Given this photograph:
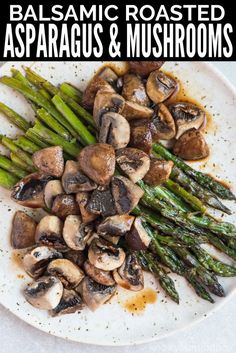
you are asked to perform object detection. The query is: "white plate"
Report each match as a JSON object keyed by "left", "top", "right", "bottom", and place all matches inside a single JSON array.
[{"left": 0, "top": 61, "right": 236, "bottom": 346}]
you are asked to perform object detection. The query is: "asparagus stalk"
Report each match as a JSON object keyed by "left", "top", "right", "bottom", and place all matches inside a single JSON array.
[
  {"left": 0, "top": 168, "right": 19, "bottom": 189},
  {"left": 26, "top": 130, "right": 50, "bottom": 148},
  {"left": 10, "top": 152, "right": 35, "bottom": 173},
  {"left": 14, "top": 136, "right": 40, "bottom": 154},
  {"left": 0, "top": 102, "right": 31, "bottom": 132},
  {"left": 11, "top": 68, "right": 31, "bottom": 87},
  {"left": 1, "top": 136, "right": 34, "bottom": 168},
  {"left": 0, "top": 155, "right": 27, "bottom": 178},
  {"left": 60, "top": 82, "right": 82, "bottom": 102}
]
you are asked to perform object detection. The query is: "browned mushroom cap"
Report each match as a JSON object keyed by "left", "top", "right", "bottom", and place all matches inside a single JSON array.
[
  {"left": 11, "top": 211, "right": 36, "bottom": 249},
  {"left": 152, "top": 103, "right": 176, "bottom": 140},
  {"left": 99, "top": 112, "right": 130, "bottom": 150},
  {"left": 111, "top": 176, "right": 144, "bottom": 214},
  {"left": 86, "top": 188, "right": 116, "bottom": 217},
  {"left": 84, "top": 260, "right": 115, "bottom": 286},
  {"left": 116, "top": 148, "right": 150, "bottom": 183},
  {"left": 173, "top": 129, "right": 209, "bottom": 160},
  {"left": 122, "top": 101, "right": 154, "bottom": 121},
  {"left": 98, "top": 66, "right": 118, "bottom": 84},
  {"left": 63, "top": 215, "right": 93, "bottom": 251},
  {"left": 129, "top": 61, "right": 165, "bottom": 77},
  {"left": 51, "top": 289, "right": 84, "bottom": 316},
  {"left": 97, "top": 215, "right": 135, "bottom": 236},
  {"left": 88, "top": 238, "right": 126, "bottom": 271},
  {"left": 32, "top": 146, "right": 64, "bottom": 177},
  {"left": 77, "top": 276, "right": 117, "bottom": 311},
  {"left": 51, "top": 194, "right": 80, "bottom": 220},
  {"left": 143, "top": 158, "right": 174, "bottom": 186},
  {"left": 125, "top": 217, "right": 151, "bottom": 250},
  {"left": 64, "top": 250, "right": 87, "bottom": 267},
  {"left": 76, "top": 192, "right": 98, "bottom": 224},
  {"left": 169, "top": 102, "right": 206, "bottom": 139},
  {"left": 62, "top": 160, "right": 97, "bottom": 194},
  {"left": 129, "top": 119, "right": 153, "bottom": 154},
  {"left": 35, "top": 215, "right": 67, "bottom": 251},
  {"left": 44, "top": 180, "right": 64, "bottom": 209},
  {"left": 11, "top": 173, "right": 52, "bottom": 208},
  {"left": 122, "top": 74, "right": 150, "bottom": 106},
  {"left": 113, "top": 253, "right": 144, "bottom": 291},
  {"left": 78, "top": 144, "right": 116, "bottom": 186},
  {"left": 146, "top": 70, "right": 177, "bottom": 104},
  {"left": 93, "top": 91, "right": 125, "bottom": 127},
  {"left": 47, "top": 258, "right": 85, "bottom": 289}
]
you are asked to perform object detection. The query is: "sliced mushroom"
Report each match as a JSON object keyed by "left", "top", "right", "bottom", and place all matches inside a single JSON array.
[
  {"left": 77, "top": 276, "right": 117, "bottom": 311},
  {"left": 24, "top": 276, "right": 63, "bottom": 310},
  {"left": 143, "top": 158, "right": 174, "bottom": 186},
  {"left": 129, "top": 61, "right": 165, "bottom": 77},
  {"left": 122, "top": 74, "right": 150, "bottom": 106},
  {"left": 63, "top": 215, "right": 93, "bottom": 251},
  {"left": 32, "top": 146, "right": 64, "bottom": 177},
  {"left": 113, "top": 253, "right": 144, "bottom": 291},
  {"left": 86, "top": 188, "right": 116, "bottom": 217},
  {"left": 84, "top": 260, "right": 115, "bottom": 286},
  {"left": 169, "top": 102, "right": 206, "bottom": 139},
  {"left": 173, "top": 129, "right": 210, "bottom": 160},
  {"left": 129, "top": 119, "right": 153, "bottom": 154},
  {"left": 47, "top": 258, "right": 84, "bottom": 289},
  {"left": 76, "top": 192, "right": 98, "bottom": 224},
  {"left": 98, "top": 66, "right": 118, "bottom": 84},
  {"left": 78, "top": 144, "right": 115, "bottom": 186},
  {"left": 51, "top": 289, "right": 84, "bottom": 316},
  {"left": 146, "top": 70, "right": 177, "bottom": 104},
  {"left": 44, "top": 180, "right": 64, "bottom": 209},
  {"left": 152, "top": 104, "right": 176, "bottom": 140},
  {"left": 93, "top": 91, "right": 125, "bottom": 127},
  {"left": 52, "top": 194, "right": 80, "bottom": 220},
  {"left": 35, "top": 215, "right": 66, "bottom": 251},
  {"left": 64, "top": 250, "right": 87, "bottom": 267},
  {"left": 116, "top": 148, "right": 150, "bottom": 183},
  {"left": 99, "top": 112, "right": 130, "bottom": 150},
  {"left": 125, "top": 217, "right": 151, "bottom": 250},
  {"left": 111, "top": 176, "right": 144, "bottom": 214},
  {"left": 11, "top": 211, "right": 36, "bottom": 249},
  {"left": 23, "top": 246, "right": 63, "bottom": 278},
  {"left": 11, "top": 173, "right": 52, "bottom": 208},
  {"left": 88, "top": 238, "right": 125, "bottom": 271},
  {"left": 100, "top": 234, "right": 120, "bottom": 245},
  {"left": 62, "top": 160, "right": 97, "bottom": 194},
  {"left": 122, "top": 101, "right": 154, "bottom": 121},
  {"left": 97, "top": 215, "right": 134, "bottom": 236}
]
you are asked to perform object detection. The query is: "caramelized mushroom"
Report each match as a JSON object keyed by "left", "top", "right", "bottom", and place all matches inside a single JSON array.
[
  {"left": 32, "top": 146, "right": 64, "bottom": 177},
  {"left": 84, "top": 260, "right": 115, "bottom": 286},
  {"left": 11, "top": 211, "right": 36, "bottom": 249},
  {"left": 47, "top": 258, "right": 84, "bottom": 289},
  {"left": 169, "top": 102, "right": 206, "bottom": 139},
  {"left": 173, "top": 129, "right": 209, "bottom": 160},
  {"left": 97, "top": 215, "right": 134, "bottom": 236},
  {"left": 35, "top": 215, "right": 66, "bottom": 251},
  {"left": 152, "top": 103, "right": 176, "bottom": 140},
  {"left": 78, "top": 144, "right": 115, "bottom": 186},
  {"left": 111, "top": 176, "right": 144, "bottom": 214},
  {"left": 51, "top": 194, "right": 80, "bottom": 220},
  {"left": 143, "top": 158, "right": 174, "bottom": 186},
  {"left": 146, "top": 70, "right": 177, "bottom": 103},
  {"left": 51, "top": 289, "right": 84, "bottom": 316},
  {"left": 44, "top": 180, "right": 64, "bottom": 209},
  {"left": 99, "top": 112, "right": 130, "bottom": 150},
  {"left": 86, "top": 188, "right": 116, "bottom": 217},
  {"left": 100, "top": 234, "right": 120, "bottom": 245},
  {"left": 63, "top": 215, "right": 93, "bottom": 251},
  {"left": 129, "top": 119, "right": 153, "bottom": 154},
  {"left": 64, "top": 250, "right": 87, "bottom": 267},
  {"left": 116, "top": 148, "right": 150, "bottom": 183},
  {"left": 98, "top": 66, "right": 118, "bottom": 84},
  {"left": 122, "top": 74, "right": 150, "bottom": 106},
  {"left": 122, "top": 101, "right": 154, "bottom": 121},
  {"left": 76, "top": 192, "right": 98, "bottom": 224},
  {"left": 125, "top": 217, "right": 151, "bottom": 250},
  {"left": 129, "top": 61, "right": 165, "bottom": 77}
]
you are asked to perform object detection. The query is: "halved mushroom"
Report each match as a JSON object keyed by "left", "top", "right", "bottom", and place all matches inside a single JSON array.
[
  {"left": 44, "top": 180, "right": 64, "bottom": 209},
  {"left": 173, "top": 129, "right": 210, "bottom": 160},
  {"left": 122, "top": 74, "right": 150, "bottom": 106},
  {"left": 62, "top": 160, "right": 97, "bottom": 194},
  {"left": 11, "top": 173, "right": 52, "bottom": 208},
  {"left": 143, "top": 158, "right": 174, "bottom": 186},
  {"left": 11, "top": 211, "right": 36, "bottom": 249},
  {"left": 129, "top": 119, "right": 153, "bottom": 154},
  {"left": 169, "top": 102, "right": 206, "bottom": 139},
  {"left": 116, "top": 148, "right": 150, "bottom": 183},
  {"left": 51, "top": 194, "right": 80, "bottom": 220},
  {"left": 32, "top": 146, "right": 64, "bottom": 177},
  {"left": 64, "top": 250, "right": 87, "bottom": 267},
  {"left": 84, "top": 260, "right": 115, "bottom": 286},
  {"left": 63, "top": 215, "right": 93, "bottom": 251},
  {"left": 76, "top": 192, "right": 98, "bottom": 224},
  {"left": 86, "top": 188, "right": 116, "bottom": 217},
  {"left": 35, "top": 215, "right": 66, "bottom": 251},
  {"left": 47, "top": 258, "right": 84, "bottom": 289},
  {"left": 122, "top": 101, "right": 154, "bottom": 121},
  {"left": 125, "top": 217, "right": 151, "bottom": 250},
  {"left": 88, "top": 238, "right": 125, "bottom": 271},
  {"left": 100, "top": 234, "right": 120, "bottom": 245},
  {"left": 93, "top": 91, "right": 125, "bottom": 127},
  {"left": 113, "top": 253, "right": 144, "bottom": 291},
  {"left": 78, "top": 144, "right": 116, "bottom": 186},
  {"left": 23, "top": 246, "right": 63, "bottom": 278},
  {"left": 98, "top": 66, "right": 118, "bottom": 84},
  {"left": 24, "top": 276, "right": 63, "bottom": 310},
  {"left": 99, "top": 112, "right": 130, "bottom": 150},
  {"left": 152, "top": 103, "right": 176, "bottom": 140},
  {"left": 129, "top": 61, "right": 165, "bottom": 77},
  {"left": 51, "top": 289, "right": 84, "bottom": 316},
  {"left": 97, "top": 215, "right": 134, "bottom": 236},
  {"left": 77, "top": 276, "right": 117, "bottom": 311},
  {"left": 111, "top": 176, "right": 144, "bottom": 214},
  {"left": 146, "top": 70, "right": 177, "bottom": 104}
]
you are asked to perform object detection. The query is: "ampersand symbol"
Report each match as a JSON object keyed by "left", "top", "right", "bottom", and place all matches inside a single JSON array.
[{"left": 109, "top": 24, "right": 121, "bottom": 57}]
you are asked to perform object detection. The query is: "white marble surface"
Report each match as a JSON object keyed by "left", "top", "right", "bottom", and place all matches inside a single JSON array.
[{"left": 0, "top": 61, "right": 236, "bottom": 353}]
